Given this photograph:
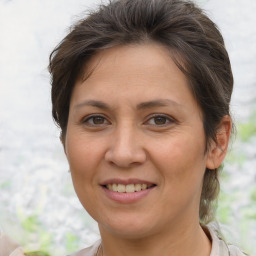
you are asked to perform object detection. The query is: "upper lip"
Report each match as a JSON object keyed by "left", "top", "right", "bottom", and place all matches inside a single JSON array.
[{"left": 100, "top": 178, "right": 156, "bottom": 186}]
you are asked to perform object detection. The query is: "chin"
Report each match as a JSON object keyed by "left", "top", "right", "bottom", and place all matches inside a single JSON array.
[{"left": 98, "top": 215, "right": 159, "bottom": 239}]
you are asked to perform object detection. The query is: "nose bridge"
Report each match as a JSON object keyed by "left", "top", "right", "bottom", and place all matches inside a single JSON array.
[
  {"left": 115, "top": 123, "right": 135, "bottom": 153},
  {"left": 105, "top": 121, "right": 146, "bottom": 167}
]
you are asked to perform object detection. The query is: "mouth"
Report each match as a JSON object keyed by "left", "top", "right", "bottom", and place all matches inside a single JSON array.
[
  {"left": 103, "top": 183, "right": 156, "bottom": 193},
  {"left": 101, "top": 180, "right": 157, "bottom": 203}
]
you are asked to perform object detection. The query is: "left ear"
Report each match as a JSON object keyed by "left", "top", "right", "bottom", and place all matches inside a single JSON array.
[{"left": 206, "top": 115, "right": 232, "bottom": 170}]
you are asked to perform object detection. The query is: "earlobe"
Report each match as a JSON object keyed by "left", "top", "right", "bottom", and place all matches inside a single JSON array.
[{"left": 206, "top": 115, "right": 232, "bottom": 170}]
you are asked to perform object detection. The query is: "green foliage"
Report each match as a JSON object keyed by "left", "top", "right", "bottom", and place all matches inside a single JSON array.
[
  {"left": 242, "top": 208, "right": 256, "bottom": 220},
  {"left": 21, "top": 215, "right": 40, "bottom": 232},
  {"left": 238, "top": 123, "right": 256, "bottom": 141},
  {"left": 225, "top": 151, "right": 247, "bottom": 166},
  {"left": 217, "top": 205, "right": 232, "bottom": 224},
  {"left": 16, "top": 208, "right": 53, "bottom": 254},
  {"left": 65, "top": 232, "right": 80, "bottom": 253},
  {"left": 217, "top": 192, "right": 235, "bottom": 224},
  {"left": 39, "top": 232, "right": 53, "bottom": 252},
  {"left": 238, "top": 111, "right": 256, "bottom": 142},
  {"left": 250, "top": 187, "right": 256, "bottom": 202},
  {"left": 25, "top": 251, "right": 50, "bottom": 256},
  {"left": 0, "top": 180, "right": 11, "bottom": 189}
]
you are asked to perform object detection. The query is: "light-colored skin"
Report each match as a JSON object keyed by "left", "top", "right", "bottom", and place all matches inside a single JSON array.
[{"left": 64, "top": 43, "right": 231, "bottom": 256}]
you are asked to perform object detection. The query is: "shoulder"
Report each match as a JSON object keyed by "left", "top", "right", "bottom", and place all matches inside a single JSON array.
[
  {"left": 228, "top": 244, "right": 250, "bottom": 256},
  {"left": 0, "top": 232, "right": 25, "bottom": 256},
  {"left": 68, "top": 240, "right": 101, "bottom": 256},
  {"left": 205, "top": 224, "right": 249, "bottom": 256}
]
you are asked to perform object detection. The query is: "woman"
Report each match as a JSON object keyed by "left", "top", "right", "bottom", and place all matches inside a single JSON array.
[{"left": 49, "top": 0, "right": 247, "bottom": 255}]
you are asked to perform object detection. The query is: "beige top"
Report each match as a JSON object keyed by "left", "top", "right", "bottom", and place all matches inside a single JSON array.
[
  {"left": 0, "top": 226, "right": 248, "bottom": 256},
  {"left": 68, "top": 226, "right": 248, "bottom": 256},
  {"left": 0, "top": 233, "right": 25, "bottom": 256}
]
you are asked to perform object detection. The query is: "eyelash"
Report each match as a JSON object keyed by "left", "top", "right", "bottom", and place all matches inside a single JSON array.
[
  {"left": 144, "top": 114, "right": 175, "bottom": 126},
  {"left": 81, "top": 114, "right": 175, "bottom": 128},
  {"left": 82, "top": 115, "right": 110, "bottom": 126}
]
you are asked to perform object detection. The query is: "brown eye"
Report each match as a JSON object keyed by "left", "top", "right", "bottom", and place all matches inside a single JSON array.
[
  {"left": 154, "top": 116, "right": 167, "bottom": 125},
  {"left": 83, "top": 115, "right": 109, "bottom": 126},
  {"left": 92, "top": 116, "right": 105, "bottom": 124},
  {"left": 146, "top": 114, "right": 174, "bottom": 126}
]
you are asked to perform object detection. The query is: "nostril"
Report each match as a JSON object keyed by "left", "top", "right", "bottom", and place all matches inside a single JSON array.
[{"left": 104, "top": 135, "right": 147, "bottom": 168}]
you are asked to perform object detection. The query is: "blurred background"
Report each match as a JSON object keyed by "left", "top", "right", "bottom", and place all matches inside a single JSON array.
[{"left": 0, "top": 0, "right": 255, "bottom": 255}]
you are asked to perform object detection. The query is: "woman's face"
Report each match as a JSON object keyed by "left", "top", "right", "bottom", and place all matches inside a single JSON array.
[{"left": 65, "top": 43, "right": 214, "bottom": 238}]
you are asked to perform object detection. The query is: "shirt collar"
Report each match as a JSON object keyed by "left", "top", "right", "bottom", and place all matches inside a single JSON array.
[{"left": 205, "top": 224, "right": 230, "bottom": 256}]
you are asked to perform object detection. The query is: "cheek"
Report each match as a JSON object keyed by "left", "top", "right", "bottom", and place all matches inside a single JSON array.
[
  {"left": 65, "top": 134, "right": 104, "bottom": 209},
  {"left": 150, "top": 133, "right": 207, "bottom": 186},
  {"left": 66, "top": 133, "right": 102, "bottom": 167},
  {"left": 65, "top": 134, "right": 104, "bottom": 190}
]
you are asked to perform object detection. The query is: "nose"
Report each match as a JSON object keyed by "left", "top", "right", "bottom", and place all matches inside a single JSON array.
[{"left": 104, "top": 126, "right": 147, "bottom": 168}]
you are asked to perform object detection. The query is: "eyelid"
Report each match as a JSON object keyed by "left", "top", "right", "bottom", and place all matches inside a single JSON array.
[
  {"left": 144, "top": 113, "right": 176, "bottom": 126},
  {"left": 82, "top": 114, "right": 111, "bottom": 126}
]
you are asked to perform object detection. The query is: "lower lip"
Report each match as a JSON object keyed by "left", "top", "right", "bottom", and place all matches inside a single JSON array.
[{"left": 101, "top": 186, "right": 155, "bottom": 204}]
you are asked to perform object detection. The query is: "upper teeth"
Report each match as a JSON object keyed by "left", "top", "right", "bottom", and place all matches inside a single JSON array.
[{"left": 106, "top": 184, "right": 148, "bottom": 193}]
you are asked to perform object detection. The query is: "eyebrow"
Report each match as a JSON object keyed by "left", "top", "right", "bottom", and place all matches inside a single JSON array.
[
  {"left": 137, "top": 99, "right": 182, "bottom": 110},
  {"left": 74, "top": 99, "right": 182, "bottom": 110},
  {"left": 74, "top": 100, "right": 110, "bottom": 110}
]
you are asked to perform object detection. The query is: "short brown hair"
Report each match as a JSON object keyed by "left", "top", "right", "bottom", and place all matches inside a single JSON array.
[{"left": 49, "top": 0, "right": 233, "bottom": 223}]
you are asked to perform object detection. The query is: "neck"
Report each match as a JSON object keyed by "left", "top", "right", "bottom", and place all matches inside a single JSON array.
[{"left": 99, "top": 222, "right": 211, "bottom": 256}]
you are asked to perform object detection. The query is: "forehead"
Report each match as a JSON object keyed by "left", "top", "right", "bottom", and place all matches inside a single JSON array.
[
  {"left": 78, "top": 43, "right": 188, "bottom": 87},
  {"left": 71, "top": 43, "right": 198, "bottom": 111}
]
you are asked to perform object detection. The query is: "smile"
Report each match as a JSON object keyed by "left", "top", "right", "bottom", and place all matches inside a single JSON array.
[{"left": 105, "top": 183, "right": 155, "bottom": 193}]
